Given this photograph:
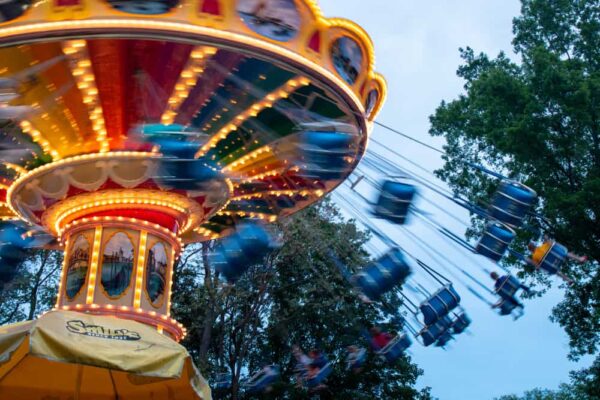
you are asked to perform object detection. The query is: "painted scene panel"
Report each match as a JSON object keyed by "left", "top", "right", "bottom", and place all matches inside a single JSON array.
[
  {"left": 146, "top": 242, "right": 168, "bottom": 304},
  {"left": 101, "top": 232, "right": 135, "bottom": 298},
  {"left": 65, "top": 235, "right": 90, "bottom": 299}
]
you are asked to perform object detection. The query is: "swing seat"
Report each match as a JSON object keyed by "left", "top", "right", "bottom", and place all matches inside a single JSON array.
[
  {"left": 295, "top": 131, "right": 356, "bottom": 180},
  {"left": 452, "top": 312, "right": 471, "bottom": 335},
  {"left": 214, "top": 373, "right": 232, "bottom": 391},
  {"left": 420, "top": 285, "right": 461, "bottom": 326},
  {"left": 373, "top": 181, "right": 417, "bottom": 225},
  {"left": 476, "top": 222, "right": 515, "bottom": 262},
  {"left": 538, "top": 242, "right": 568, "bottom": 275},
  {"left": 141, "top": 123, "right": 202, "bottom": 159},
  {"left": 211, "top": 223, "right": 274, "bottom": 282},
  {"left": 346, "top": 347, "right": 367, "bottom": 370},
  {"left": 420, "top": 316, "right": 453, "bottom": 347},
  {"left": 244, "top": 366, "right": 280, "bottom": 394},
  {"left": 489, "top": 180, "right": 537, "bottom": 228},
  {"left": 497, "top": 298, "right": 521, "bottom": 317},
  {"left": 307, "top": 362, "right": 332, "bottom": 388},
  {"left": 353, "top": 248, "right": 412, "bottom": 300},
  {"left": 158, "top": 159, "right": 222, "bottom": 191},
  {"left": 377, "top": 332, "right": 412, "bottom": 362},
  {"left": 435, "top": 331, "right": 454, "bottom": 347},
  {"left": 496, "top": 275, "right": 522, "bottom": 301}
]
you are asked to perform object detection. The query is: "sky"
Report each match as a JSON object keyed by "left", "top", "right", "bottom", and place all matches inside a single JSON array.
[{"left": 317, "top": 1, "right": 593, "bottom": 399}]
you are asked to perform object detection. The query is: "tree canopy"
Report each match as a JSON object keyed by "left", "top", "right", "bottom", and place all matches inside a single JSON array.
[
  {"left": 429, "top": 0, "right": 599, "bottom": 392},
  {"left": 172, "top": 200, "right": 431, "bottom": 399}
]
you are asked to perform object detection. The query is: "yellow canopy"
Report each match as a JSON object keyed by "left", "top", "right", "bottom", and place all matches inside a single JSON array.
[{"left": 0, "top": 310, "right": 211, "bottom": 400}]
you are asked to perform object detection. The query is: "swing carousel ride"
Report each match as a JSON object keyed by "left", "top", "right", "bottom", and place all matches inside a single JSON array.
[
  {"left": 0, "top": 0, "right": 587, "bottom": 398},
  {"left": 0, "top": 0, "right": 385, "bottom": 398}
]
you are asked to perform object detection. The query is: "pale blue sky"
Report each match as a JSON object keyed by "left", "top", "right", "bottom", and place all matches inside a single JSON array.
[{"left": 319, "top": 1, "right": 593, "bottom": 399}]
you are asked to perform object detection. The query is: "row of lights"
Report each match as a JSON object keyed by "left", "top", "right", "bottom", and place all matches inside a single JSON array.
[
  {"left": 193, "top": 226, "right": 220, "bottom": 239},
  {"left": 6, "top": 151, "right": 157, "bottom": 221},
  {"left": 62, "top": 40, "right": 110, "bottom": 153},
  {"left": 230, "top": 189, "right": 323, "bottom": 202},
  {"left": 53, "top": 195, "right": 188, "bottom": 235},
  {"left": 62, "top": 216, "right": 183, "bottom": 250},
  {"left": 19, "top": 120, "right": 60, "bottom": 160},
  {"left": 133, "top": 231, "right": 148, "bottom": 309},
  {"left": 222, "top": 146, "right": 273, "bottom": 172},
  {"left": 161, "top": 46, "right": 218, "bottom": 125},
  {"left": 195, "top": 77, "right": 311, "bottom": 158},
  {"left": 216, "top": 210, "right": 277, "bottom": 223}
]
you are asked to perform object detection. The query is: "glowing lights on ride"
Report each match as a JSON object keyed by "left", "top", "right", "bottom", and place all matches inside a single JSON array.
[
  {"left": 19, "top": 120, "right": 60, "bottom": 160},
  {"left": 161, "top": 46, "right": 218, "bottom": 125},
  {"left": 62, "top": 40, "right": 110, "bottom": 153},
  {"left": 195, "top": 77, "right": 311, "bottom": 158}
]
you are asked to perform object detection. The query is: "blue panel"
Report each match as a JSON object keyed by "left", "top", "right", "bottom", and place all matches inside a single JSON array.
[
  {"left": 158, "top": 159, "right": 221, "bottom": 191},
  {"left": 373, "top": 181, "right": 417, "bottom": 225},
  {"left": 452, "top": 312, "right": 471, "bottom": 334},
  {"left": 296, "top": 131, "right": 355, "bottom": 180},
  {"left": 539, "top": 242, "right": 568, "bottom": 275},
  {"left": 420, "top": 285, "right": 461, "bottom": 325},
  {"left": 307, "top": 362, "right": 332, "bottom": 388},
  {"left": 211, "top": 223, "right": 274, "bottom": 282},
  {"left": 354, "top": 248, "right": 411, "bottom": 300},
  {"left": 489, "top": 180, "right": 537, "bottom": 228},
  {"left": 476, "top": 222, "right": 516, "bottom": 262},
  {"left": 379, "top": 333, "right": 412, "bottom": 363}
]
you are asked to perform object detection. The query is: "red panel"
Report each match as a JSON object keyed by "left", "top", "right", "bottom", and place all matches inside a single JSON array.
[
  {"left": 84, "top": 209, "right": 181, "bottom": 233},
  {"left": 200, "top": 0, "right": 221, "bottom": 15},
  {"left": 88, "top": 40, "right": 128, "bottom": 150},
  {"left": 54, "top": 0, "right": 82, "bottom": 5},
  {"left": 308, "top": 31, "right": 321, "bottom": 53},
  {"left": 175, "top": 50, "right": 244, "bottom": 125}
]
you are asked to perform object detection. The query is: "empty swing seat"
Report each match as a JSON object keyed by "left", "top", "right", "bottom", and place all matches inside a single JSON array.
[
  {"left": 538, "top": 242, "right": 568, "bottom": 275},
  {"left": 489, "top": 180, "right": 537, "bottom": 228},
  {"left": 435, "top": 331, "right": 454, "bottom": 347},
  {"left": 346, "top": 347, "right": 367, "bottom": 370},
  {"left": 214, "top": 373, "right": 232, "bottom": 391},
  {"left": 244, "top": 366, "right": 280, "bottom": 394},
  {"left": 307, "top": 362, "right": 333, "bottom": 388},
  {"left": 452, "top": 312, "right": 472, "bottom": 335},
  {"left": 420, "top": 285, "right": 461, "bottom": 326},
  {"left": 353, "top": 248, "right": 412, "bottom": 300},
  {"left": 211, "top": 223, "right": 274, "bottom": 282},
  {"left": 377, "top": 332, "right": 412, "bottom": 363},
  {"left": 476, "top": 222, "right": 516, "bottom": 262},
  {"left": 373, "top": 181, "right": 417, "bottom": 225},
  {"left": 420, "top": 316, "right": 454, "bottom": 347},
  {"left": 296, "top": 131, "right": 355, "bottom": 180},
  {"left": 158, "top": 159, "right": 222, "bottom": 191}
]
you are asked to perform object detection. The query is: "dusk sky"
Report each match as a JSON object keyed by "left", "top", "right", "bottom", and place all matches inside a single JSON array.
[{"left": 318, "top": 1, "right": 594, "bottom": 399}]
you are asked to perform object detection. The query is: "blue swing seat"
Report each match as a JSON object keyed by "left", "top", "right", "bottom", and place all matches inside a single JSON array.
[
  {"left": 377, "top": 332, "right": 412, "bottom": 363},
  {"left": 452, "top": 312, "right": 471, "bottom": 335},
  {"left": 353, "top": 248, "right": 412, "bottom": 300},
  {"left": 307, "top": 362, "right": 333, "bottom": 388},
  {"left": 214, "top": 373, "right": 232, "bottom": 391},
  {"left": 158, "top": 159, "right": 222, "bottom": 191},
  {"left": 489, "top": 180, "right": 537, "bottom": 228},
  {"left": 211, "top": 223, "right": 274, "bottom": 282},
  {"left": 435, "top": 331, "right": 454, "bottom": 347},
  {"left": 538, "top": 242, "right": 568, "bottom": 275},
  {"left": 420, "top": 285, "right": 461, "bottom": 326},
  {"left": 373, "top": 181, "right": 417, "bottom": 225},
  {"left": 476, "top": 222, "right": 515, "bottom": 262},
  {"left": 497, "top": 298, "right": 522, "bottom": 317},
  {"left": 495, "top": 275, "right": 522, "bottom": 301},
  {"left": 346, "top": 347, "right": 367, "bottom": 370},
  {"left": 296, "top": 131, "right": 356, "bottom": 180},
  {"left": 244, "top": 366, "right": 280, "bottom": 394},
  {"left": 420, "top": 316, "right": 454, "bottom": 347}
]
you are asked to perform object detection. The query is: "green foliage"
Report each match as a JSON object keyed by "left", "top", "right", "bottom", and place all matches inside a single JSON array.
[
  {"left": 0, "top": 249, "right": 62, "bottom": 324},
  {"left": 172, "top": 200, "right": 431, "bottom": 399},
  {"left": 428, "top": 0, "right": 599, "bottom": 395}
]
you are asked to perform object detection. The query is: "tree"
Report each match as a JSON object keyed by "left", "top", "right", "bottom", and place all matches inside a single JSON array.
[
  {"left": 0, "top": 249, "right": 61, "bottom": 324},
  {"left": 428, "top": 0, "right": 599, "bottom": 391},
  {"left": 172, "top": 200, "right": 431, "bottom": 399}
]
